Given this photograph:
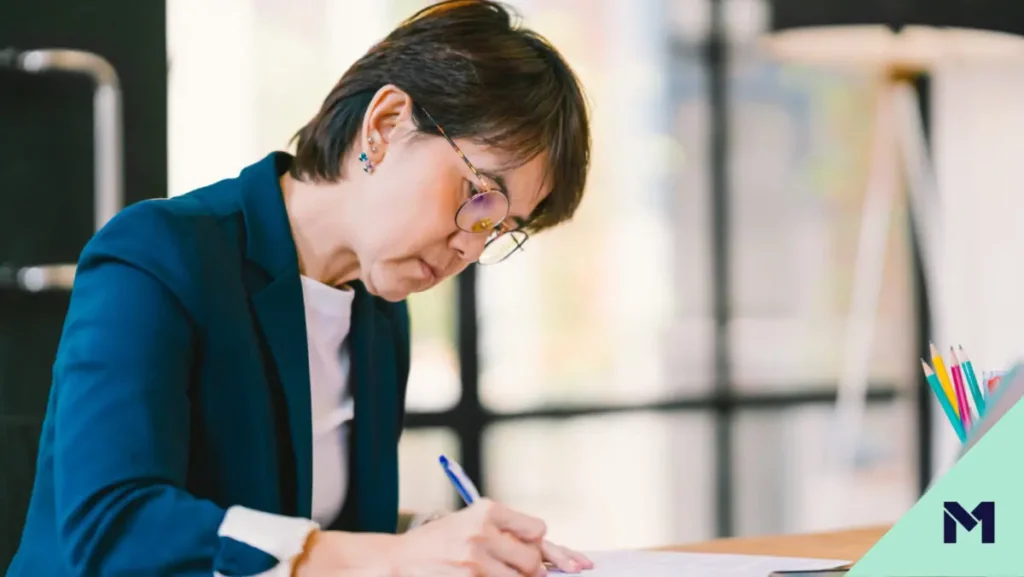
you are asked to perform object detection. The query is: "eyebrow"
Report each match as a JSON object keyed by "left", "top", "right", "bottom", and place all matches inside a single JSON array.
[{"left": 478, "top": 169, "right": 508, "bottom": 194}]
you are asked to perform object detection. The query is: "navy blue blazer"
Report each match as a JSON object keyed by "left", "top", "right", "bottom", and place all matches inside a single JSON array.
[{"left": 7, "top": 152, "right": 410, "bottom": 576}]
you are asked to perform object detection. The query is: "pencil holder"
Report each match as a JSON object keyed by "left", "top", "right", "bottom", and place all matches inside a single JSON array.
[{"left": 982, "top": 370, "right": 1007, "bottom": 395}]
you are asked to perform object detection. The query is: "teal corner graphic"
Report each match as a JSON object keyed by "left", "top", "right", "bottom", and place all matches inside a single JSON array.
[{"left": 848, "top": 383, "right": 1024, "bottom": 576}]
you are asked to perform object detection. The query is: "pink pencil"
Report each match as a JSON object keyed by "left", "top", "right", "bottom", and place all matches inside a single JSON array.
[{"left": 950, "top": 347, "right": 972, "bottom": 429}]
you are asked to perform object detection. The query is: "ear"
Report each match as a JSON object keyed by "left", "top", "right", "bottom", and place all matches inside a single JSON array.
[{"left": 361, "top": 84, "right": 415, "bottom": 167}]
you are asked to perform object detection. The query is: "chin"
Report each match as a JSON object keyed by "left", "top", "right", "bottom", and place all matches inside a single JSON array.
[
  {"left": 362, "top": 275, "right": 412, "bottom": 303},
  {"left": 365, "top": 265, "right": 436, "bottom": 302},
  {"left": 372, "top": 280, "right": 438, "bottom": 303},
  {"left": 363, "top": 280, "right": 400, "bottom": 302}
]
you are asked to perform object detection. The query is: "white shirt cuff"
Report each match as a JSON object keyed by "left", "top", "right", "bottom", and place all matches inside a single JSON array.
[{"left": 215, "top": 505, "right": 320, "bottom": 577}]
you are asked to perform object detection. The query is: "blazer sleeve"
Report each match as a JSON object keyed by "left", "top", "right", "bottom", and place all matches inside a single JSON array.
[{"left": 51, "top": 203, "right": 317, "bottom": 576}]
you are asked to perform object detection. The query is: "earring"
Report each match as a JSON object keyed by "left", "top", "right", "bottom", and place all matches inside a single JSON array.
[
  {"left": 368, "top": 135, "right": 377, "bottom": 153},
  {"left": 359, "top": 151, "right": 374, "bottom": 174}
]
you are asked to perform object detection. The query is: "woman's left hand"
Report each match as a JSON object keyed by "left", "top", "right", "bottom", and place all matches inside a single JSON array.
[{"left": 541, "top": 540, "right": 594, "bottom": 574}]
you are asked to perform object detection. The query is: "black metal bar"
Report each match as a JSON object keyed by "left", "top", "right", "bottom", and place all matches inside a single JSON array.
[
  {"left": 455, "top": 264, "right": 486, "bottom": 493},
  {"left": 911, "top": 75, "right": 934, "bottom": 495},
  {"left": 405, "top": 386, "right": 900, "bottom": 427},
  {"left": 707, "top": 0, "right": 734, "bottom": 539}
]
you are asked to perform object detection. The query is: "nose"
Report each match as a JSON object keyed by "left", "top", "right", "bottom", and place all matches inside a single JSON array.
[{"left": 449, "top": 229, "right": 489, "bottom": 263}]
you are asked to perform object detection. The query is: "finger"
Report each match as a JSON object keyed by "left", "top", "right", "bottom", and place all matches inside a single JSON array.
[
  {"left": 548, "top": 542, "right": 593, "bottom": 570},
  {"left": 567, "top": 548, "right": 594, "bottom": 570},
  {"left": 541, "top": 541, "right": 582, "bottom": 573},
  {"left": 486, "top": 528, "right": 544, "bottom": 575},
  {"left": 475, "top": 552, "right": 525, "bottom": 577},
  {"left": 486, "top": 501, "right": 547, "bottom": 542}
]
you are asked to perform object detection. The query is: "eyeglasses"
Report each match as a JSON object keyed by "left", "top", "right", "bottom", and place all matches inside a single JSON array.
[{"left": 417, "top": 106, "right": 529, "bottom": 265}]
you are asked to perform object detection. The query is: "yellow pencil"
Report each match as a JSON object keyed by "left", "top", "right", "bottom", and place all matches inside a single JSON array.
[{"left": 930, "top": 342, "right": 959, "bottom": 415}]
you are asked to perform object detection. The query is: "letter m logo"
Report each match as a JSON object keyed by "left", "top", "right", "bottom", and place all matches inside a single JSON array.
[{"left": 943, "top": 501, "right": 995, "bottom": 544}]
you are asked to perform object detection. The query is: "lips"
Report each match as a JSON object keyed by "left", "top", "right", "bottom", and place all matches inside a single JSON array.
[{"left": 419, "top": 259, "right": 439, "bottom": 284}]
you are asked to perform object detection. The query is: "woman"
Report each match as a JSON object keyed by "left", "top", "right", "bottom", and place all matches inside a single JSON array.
[{"left": 7, "top": 1, "right": 594, "bottom": 576}]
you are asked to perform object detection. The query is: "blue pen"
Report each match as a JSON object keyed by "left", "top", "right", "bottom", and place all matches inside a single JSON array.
[{"left": 439, "top": 454, "right": 481, "bottom": 506}]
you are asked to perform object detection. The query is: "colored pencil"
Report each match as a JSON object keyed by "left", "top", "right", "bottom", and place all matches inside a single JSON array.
[
  {"left": 922, "top": 359, "right": 967, "bottom": 442},
  {"left": 957, "top": 345, "right": 986, "bottom": 416},
  {"left": 949, "top": 347, "right": 972, "bottom": 429},
  {"left": 930, "top": 343, "right": 959, "bottom": 415}
]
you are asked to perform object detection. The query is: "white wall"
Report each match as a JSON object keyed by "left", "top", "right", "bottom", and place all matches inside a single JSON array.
[
  {"left": 931, "top": 61, "right": 1024, "bottom": 476},
  {"left": 166, "top": 0, "right": 402, "bottom": 197}
]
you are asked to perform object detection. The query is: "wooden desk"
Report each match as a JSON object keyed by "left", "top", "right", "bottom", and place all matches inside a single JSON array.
[{"left": 662, "top": 525, "right": 890, "bottom": 563}]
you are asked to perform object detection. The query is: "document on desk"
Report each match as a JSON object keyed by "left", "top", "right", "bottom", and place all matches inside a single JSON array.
[{"left": 567, "top": 550, "right": 849, "bottom": 576}]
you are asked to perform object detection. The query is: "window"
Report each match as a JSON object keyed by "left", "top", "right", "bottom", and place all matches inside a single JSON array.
[{"left": 405, "top": 278, "right": 460, "bottom": 412}]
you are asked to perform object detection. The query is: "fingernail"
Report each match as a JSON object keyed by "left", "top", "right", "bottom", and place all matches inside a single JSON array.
[{"left": 567, "top": 560, "right": 580, "bottom": 572}]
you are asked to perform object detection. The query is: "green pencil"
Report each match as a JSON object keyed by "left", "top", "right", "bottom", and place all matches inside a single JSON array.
[
  {"left": 922, "top": 359, "right": 967, "bottom": 442},
  {"left": 957, "top": 345, "right": 986, "bottom": 417}
]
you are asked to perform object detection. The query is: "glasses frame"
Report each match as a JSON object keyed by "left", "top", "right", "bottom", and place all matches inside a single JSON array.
[{"left": 417, "top": 105, "right": 530, "bottom": 265}]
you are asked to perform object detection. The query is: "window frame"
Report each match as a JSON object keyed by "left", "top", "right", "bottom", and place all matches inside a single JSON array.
[{"left": 402, "top": 0, "right": 934, "bottom": 539}]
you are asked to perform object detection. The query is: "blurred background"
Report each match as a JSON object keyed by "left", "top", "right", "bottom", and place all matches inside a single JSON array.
[{"left": 3, "top": 0, "right": 1024, "bottom": 567}]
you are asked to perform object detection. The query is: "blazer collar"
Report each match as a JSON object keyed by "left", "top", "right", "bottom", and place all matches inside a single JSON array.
[{"left": 238, "top": 151, "right": 299, "bottom": 280}]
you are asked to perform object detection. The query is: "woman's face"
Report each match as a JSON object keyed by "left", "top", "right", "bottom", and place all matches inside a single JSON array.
[{"left": 348, "top": 87, "right": 549, "bottom": 302}]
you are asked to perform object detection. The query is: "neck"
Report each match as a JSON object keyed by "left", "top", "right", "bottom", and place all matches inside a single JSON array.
[{"left": 280, "top": 173, "right": 360, "bottom": 287}]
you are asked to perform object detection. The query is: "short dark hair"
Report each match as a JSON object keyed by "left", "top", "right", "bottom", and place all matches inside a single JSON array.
[{"left": 289, "top": 0, "right": 590, "bottom": 233}]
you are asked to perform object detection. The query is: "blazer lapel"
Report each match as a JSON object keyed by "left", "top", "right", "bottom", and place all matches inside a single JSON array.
[
  {"left": 234, "top": 152, "right": 401, "bottom": 528},
  {"left": 348, "top": 282, "right": 399, "bottom": 533},
  {"left": 238, "top": 152, "right": 313, "bottom": 518},
  {"left": 251, "top": 278, "right": 312, "bottom": 518}
]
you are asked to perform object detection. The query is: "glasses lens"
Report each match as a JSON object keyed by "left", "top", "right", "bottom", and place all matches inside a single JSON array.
[
  {"left": 479, "top": 230, "right": 527, "bottom": 265},
  {"left": 456, "top": 191, "right": 509, "bottom": 234}
]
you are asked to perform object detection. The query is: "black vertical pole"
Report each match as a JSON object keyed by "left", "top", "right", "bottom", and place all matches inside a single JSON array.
[
  {"left": 911, "top": 75, "right": 934, "bottom": 495},
  {"left": 456, "top": 265, "right": 485, "bottom": 494},
  {"left": 707, "top": 0, "right": 734, "bottom": 538}
]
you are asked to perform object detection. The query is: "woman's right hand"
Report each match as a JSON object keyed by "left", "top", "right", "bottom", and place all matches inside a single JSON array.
[
  {"left": 392, "top": 498, "right": 549, "bottom": 576},
  {"left": 296, "top": 498, "right": 550, "bottom": 577}
]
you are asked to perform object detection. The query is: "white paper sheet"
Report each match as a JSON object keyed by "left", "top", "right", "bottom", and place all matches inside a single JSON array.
[{"left": 556, "top": 550, "right": 849, "bottom": 577}]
